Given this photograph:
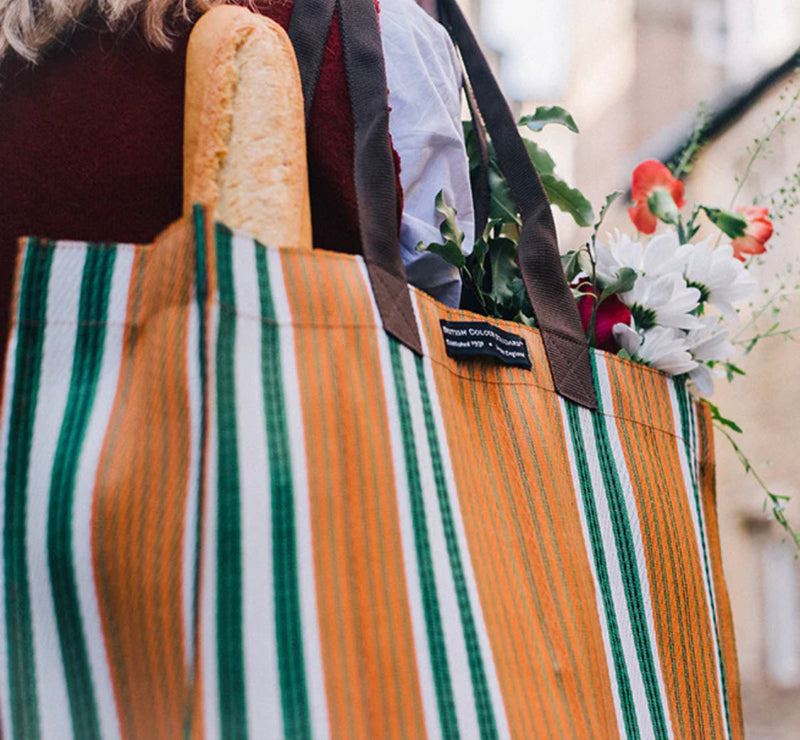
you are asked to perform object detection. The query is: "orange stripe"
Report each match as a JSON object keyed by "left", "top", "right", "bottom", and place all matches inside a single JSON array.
[
  {"left": 281, "top": 251, "right": 426, "bottom": 740},
  {"left": 417, "top": 296, "right": 617, "bottom": 739},
  {"left": 92, "top": 220, "right": 195, "bottom": 738},
  {"left": 0, "top": 237, "right": 31, "bottom": 408},
  {"left": 696, "top": 402, "right": 744, "bottom": 739},
  {"left": 607, "top": 359, "right": 725, "bottom": 738}
]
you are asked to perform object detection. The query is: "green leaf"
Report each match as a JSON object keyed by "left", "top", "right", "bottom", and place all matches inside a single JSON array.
[
  {"left": 488, "top": 237, "right": 520, "bottom": 304},
  {"left": 519, "top": 106, "right": 580, "bottom": 134},
  {"left": 488, "top": 163, "right": 522, "bottom": 225},
  {"left": 647, "top": 188, "right": 680, "bottom": 224},
  {"left": 702, "top": 206, "right": 747, "bottom": 240},
  {"left": 497, "top": 220, "right": 520, "bottom": 244},
  {"left": 463, "top": 120, "right": 480, "bottom": 164},
  {"left": 595, "top": 191, "right": 624, "bottom": 230},
  {"left": 434, "top": 190, "right": 465, "bottom": 248},
  {"left": 540, "top": 173, "right": 595, "bottom": 227},
  {"left": 470, "top": 236, "right": 489, "bottom": 274},
  {"left": 522, "top": 139, "right": 557, "bottom": 175},
  {"left": 514, "top": 311, "right": 537, "bottom": 327},
  {"left": 706, "top": 401, "right": 743, "bottom": 434},
  {"left": 416, "top": 190, "right": 466, "bottom": 269},
  {"left": 417, "top": 239, "right": 466, "bottom": 268},
  {"left": 716, "top": 361, "right": 746, "bottom": 381},
  {"left": 599, "top": 267, "right": 637, "bottom": 303},
  {"left": 561, "top": 250, "right": 584, "bottom": 283}
]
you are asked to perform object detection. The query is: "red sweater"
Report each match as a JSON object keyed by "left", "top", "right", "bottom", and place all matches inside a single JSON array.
[{"left": 0, "top": 2, "right": 397, "bottom": 356}]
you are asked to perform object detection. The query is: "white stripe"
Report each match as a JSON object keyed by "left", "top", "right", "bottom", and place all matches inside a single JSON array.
[
  {"left": 557, "top": 396, "right": 626, "bottom": 737},
  {"left": 183, "top": 297, "right": 202, "bottom": 674},
  {"left": 0, "top": 285, "right": 19, "bottom": 734},
  {"left": 594, "top": 355, "right": 674, "bottom": 738},
  {"left": 26, "top": 245, "right": 86, "bottom": 738},
  {"left": 70, "top": 247, "right": 135, "bottom": 740},
  {"left": 356, "top": 261, "right": 443, "bottom": 740},
  {"left": 231, "top": 235, "right": 282, "bottom": 737},
  {"left": 667, "top": 382, "right": 730, "bottom": 739},
  {"left": 201, "top": 302, "right": 221, "bottom": 740},
  {"left": 410, "top": 292, "right": 512, "bottom": 740},
  {"left": 399, "top": 343, "right": 483, "bottom": 735},
  {"left": 573, "top": 396, "right": 656, "bottom": 739},
  {"left": 268, "top": 248, "right": 331, "bottom": 740}
]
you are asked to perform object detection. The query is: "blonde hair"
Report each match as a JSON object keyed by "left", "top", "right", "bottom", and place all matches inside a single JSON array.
[{"left": 0, "top": 0, "right": 227, "bottom": 62}]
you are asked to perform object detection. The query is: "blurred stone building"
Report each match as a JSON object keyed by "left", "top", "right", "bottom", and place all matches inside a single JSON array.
[{"left": 466, "top": 0, "right": 800, "bottom": 736}]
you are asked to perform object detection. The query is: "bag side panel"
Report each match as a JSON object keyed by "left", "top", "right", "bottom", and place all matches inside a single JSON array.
[
  {"left": 90, "top": 221, "right": 198, "bottom": 739},
  {"left": 696, "top": 400, "right": 745, "bottom": 739},
  {"left": 0, "top": 237, "right": 145, "bottom": 739}
]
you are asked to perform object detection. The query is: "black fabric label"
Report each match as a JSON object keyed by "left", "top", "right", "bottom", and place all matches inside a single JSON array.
[{"left": 439, "top": 320, "right": 532, "bottom": 370}]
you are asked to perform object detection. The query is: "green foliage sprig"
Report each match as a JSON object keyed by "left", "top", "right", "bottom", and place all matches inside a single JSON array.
[{"left": 417, "top": 106, "right": 596, "bottom": 324}]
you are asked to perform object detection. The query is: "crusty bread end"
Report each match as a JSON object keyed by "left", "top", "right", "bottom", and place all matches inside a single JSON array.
[{"left": 184, "top": 5, "right": 312, "bottom": 249}]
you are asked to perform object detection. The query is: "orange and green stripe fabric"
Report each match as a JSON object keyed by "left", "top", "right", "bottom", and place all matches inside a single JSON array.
[{"left": 0, "top": 210, "right": 743, "bottom": 738}]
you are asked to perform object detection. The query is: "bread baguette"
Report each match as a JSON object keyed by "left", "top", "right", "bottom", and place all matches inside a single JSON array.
[{"left": 184, "top": 5, "right": 312, "bottom": 249}]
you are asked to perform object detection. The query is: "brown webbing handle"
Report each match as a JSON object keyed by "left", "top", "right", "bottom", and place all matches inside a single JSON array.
[
  {"left": 289, "top": 0, "right": 422, "bottom": 354},
  {"left": 286, "top": 0, "right": 335, "bottom": 122},
  {"left": 289, "top": 0, "right": 596, "bottom": 407},
  {"left": 436, "top": 0, "right": 596, "bottom": 408}
]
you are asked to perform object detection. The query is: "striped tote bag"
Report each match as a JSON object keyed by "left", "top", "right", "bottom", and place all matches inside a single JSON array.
[
  {"left": 1, "top": 208, "right": 743, "bottom": 739},
  {"left": 1, "top": 0, "right": 743, "bottom": 737}
]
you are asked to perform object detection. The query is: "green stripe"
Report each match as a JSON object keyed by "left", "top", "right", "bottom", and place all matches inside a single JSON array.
[
  {"left": 675, "top": 384, "right": 732, "bottom": 739},
  {"left": 564, "top": 402, "right": 640, "bottom": 738},
  {"left": 591, "top": 357, "right": 670, "bottom": 740},
  {"left": 4, "top": 239, "right": 55, "bottom": 739},
  {"left": 47, "top": 246, "right": 116, "bottom": 739},
  {"left": 388, "top": 340, "right": 460, "bottom": 739},
  {"left": 214, "top": 225, "right": 247, "bottom": 737},
  {"left": 253, "top": 240, "right": 311, "bottom": 738},
  {"left": 412, "top": 350, "right": 499, "bottom": 740}
]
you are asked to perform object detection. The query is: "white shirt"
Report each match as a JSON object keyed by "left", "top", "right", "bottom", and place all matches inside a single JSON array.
[{"left": 380, "top": 0, "right": 475, "bottom": 307}]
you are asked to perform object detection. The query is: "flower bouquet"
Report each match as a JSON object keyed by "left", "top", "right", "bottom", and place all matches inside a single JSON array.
[
  {"left": 569, "top": 158, "right": 762, "bottom": 398},
  {"left": 420, "top": 94, "right": 800, "bottom": 546}
]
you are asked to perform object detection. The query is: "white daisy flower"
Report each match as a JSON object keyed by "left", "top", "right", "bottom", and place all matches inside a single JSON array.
[
  {"left": 619, "top": 272, "right": 702, "bottom": 331},
  {"left": 682, "top": 317, "right": 733, "bottom": 396},
  {"left": 688, "top": 365, "right": 715, "bottom": 396},
  {"left": 684, "top": 316, "right": 733, "bottom": 363},
  {"left": 681, "top": 239, "right": 757, "bottom": 319},
  {"left": 613, "top": 323, "right": 698, "bottom": 375},
  {"left": 594, "top": 230, "right": 643, "bottom": 283},
  {"left": 612, "top": 322, "right": 643, "bottom": 356},
  {"left": 595, "top": 228, "right": 689, "bottom": 284}
]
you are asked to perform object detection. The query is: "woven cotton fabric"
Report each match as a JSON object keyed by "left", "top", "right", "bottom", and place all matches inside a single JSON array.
[{"left": 0, "top": 212, "right": 742, "bottom": 739}]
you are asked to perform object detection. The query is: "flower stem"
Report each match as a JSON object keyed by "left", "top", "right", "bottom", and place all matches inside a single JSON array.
[
  {"left": 586, "top": 241, "right": 599, "bottom": 344},
  {"left": 728, "top": 80, "right": 800, "bottom": 210},
  {"left": 716, "top": 423, "right": 800, "bottom": 551}
]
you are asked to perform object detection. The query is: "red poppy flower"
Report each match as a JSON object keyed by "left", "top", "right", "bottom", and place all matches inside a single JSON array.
[
  {"left": 577, "top": 284, "right": 632, "bottom": 353},
  {"left": 731, "top": 205, "right": 773, "bottom": 261},
  {"left": 627, "top": 160, "right": 685, "bottom": 234}
]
